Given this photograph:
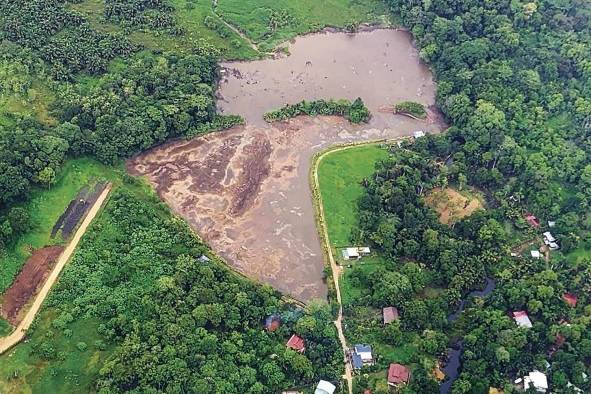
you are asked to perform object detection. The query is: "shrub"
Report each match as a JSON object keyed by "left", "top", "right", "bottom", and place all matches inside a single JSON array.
[{"left": 394, "top": 101, "right": 427, "bottom": 119}]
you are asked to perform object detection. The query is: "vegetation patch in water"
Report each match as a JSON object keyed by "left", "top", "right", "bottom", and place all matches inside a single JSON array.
[
  {"left": 394, "top": 101, "right": 427, "bottom": 119},
  {"left": 264, "top": 98, "right": 370, "bottom": 124}
]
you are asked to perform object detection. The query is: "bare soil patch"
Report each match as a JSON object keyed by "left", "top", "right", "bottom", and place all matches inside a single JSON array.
[
  {"left": 0, "top": 246, "right": 64, "bottom": 324},
  {"left": 51, "top": 182, "right": 108, "bottom": 239},
  {"left": 425, "top": 187, "right": 483, "bottom": 225}
]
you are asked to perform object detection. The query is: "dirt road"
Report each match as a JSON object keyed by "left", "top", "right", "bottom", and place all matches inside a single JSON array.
[
  {"left": 0, "top": 184, "right": 112, "bottom": 355},
  {"left": 311, "top": 141, "right": 397, "bottom": 394}
]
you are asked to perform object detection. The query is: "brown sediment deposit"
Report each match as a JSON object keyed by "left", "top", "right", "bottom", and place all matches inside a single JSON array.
[
  {"left": 0, "top": 246, "right": 64, "bottom": 324},
  {"left": 128, "top": 29, "right": 445, "bottom": 302}
]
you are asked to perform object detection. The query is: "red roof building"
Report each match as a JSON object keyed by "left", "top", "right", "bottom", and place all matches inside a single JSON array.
[
  {"left": 388, "top": 363, "right": 411, "bottom": 386},
  {"left": 525, "top": 213, "right": 541, "bottom": 228},
  {"left": 286, "top": 334, "right": 305, "bottom": 353},
  {"left": 383, "top": 307, "right": 399, "bottom": 324},
  {"left": 562, "top": 293, "right": 578, "bottom": 307},
  {"left": 363, "top": 390, "right": 372, "bottom": 394},
  {"left": 265, "top": 315, "right": 281, "bottom": 332}
]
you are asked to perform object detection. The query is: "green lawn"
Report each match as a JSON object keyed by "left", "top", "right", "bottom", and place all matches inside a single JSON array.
[
  {"left": 216, "top": 0, "right": 391, "bottom": 51},
  {"left": 318, "top": 144, "right": 389, "bottom": 247},
  {"left": 0, "top": 158, "right": 123, "bottom": 293}
]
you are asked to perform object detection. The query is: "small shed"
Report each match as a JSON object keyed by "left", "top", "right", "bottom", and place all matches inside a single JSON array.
[
  {"left": 525, "top": 213, "right": 540, "bottom": 228},
  {"left": 265, "top": 315, "right": 281, "bottom": 332},
  {"left": 413, "top": 130, "right": 426, "bottom": 138},
  {"left": 342, "top": 248, "right": 360, "bottom": 260},
  {"left": 383, "top": 307, "right": 399, "bottom": 324},
  {"left": 315, "top": 380, "right": 336, "bottom": 394},
  {"left": 530, "top": 250, "right": 541, "bottom": 259},
  {"left": 388, "top": 363, "right": 411, "bottom": 386},
  {"left": 286, "top": 334, "right": 305, "bottom": 353},
  {"left": 513, "top": 311, "right": 533, "bottom": 328},
  {"left": 198, "top": 255, "right": 211, "bottom": 263},
  {"left": 562, "top": 293, "right": 578, "bottom": 307}
]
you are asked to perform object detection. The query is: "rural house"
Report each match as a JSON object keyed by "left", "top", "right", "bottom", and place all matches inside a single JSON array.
[
  {"left": 530, "top": 250, "right": 541, "bottom": 259},
  {"left": 286, "top": 334, "right": 305, "bottom": 353},
  {"left": 524, "top": 213, "right": 540, "bottom": 228},
  {"left": 342, "top": 247, "right": 360, "bottom": 260},
  {"left": 314, "top": 380, "right": 336, "bottom": 394},
  {"left": 383, "top": 307, "right": 399, "bottom": 324},
  {"left": 351, "top": 344, "right": 374, "bottom": 369},
  {"left": 413, "top": 130, "right": 425, "bottom": 138},
  {"left": 562, "top": 293, "right": 578, "bottom": 307},
  {"left": 525, "top": 213, "right": 540, "bottom": 228},
  {"left": 514, "top": 371, "right": 548, "bottom": 393},
  {"left": 543, "top": 232, "right": 559, "bottom": 250},
  {"left": 265, "top": 315, "right": 281, "bottom": 332},
  {"left": 342, "top": 247, "right": 371, "bottom": 260},
  {"left": 512, "top": 311, "right": 533, "bottom": 328},
  {"left": 388, "top": 363, "right": 411, "bottom": 386}
]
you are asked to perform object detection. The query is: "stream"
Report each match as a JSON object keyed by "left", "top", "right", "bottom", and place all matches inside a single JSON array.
[{"left": 440, "top": 277, "right": 496, "bottom": 394}]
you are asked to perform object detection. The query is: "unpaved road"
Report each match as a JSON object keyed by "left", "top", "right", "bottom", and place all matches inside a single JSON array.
[
  {"left": 0, "top": 184, "right": 112, "bottom": 355},
  {"left": 129, "top": 29, "right": 444, "bottom": 302}
]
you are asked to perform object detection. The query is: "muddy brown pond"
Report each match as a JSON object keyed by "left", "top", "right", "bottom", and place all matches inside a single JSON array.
[{"left": 128, "top": 29, "right": 444, "bottom": 302}]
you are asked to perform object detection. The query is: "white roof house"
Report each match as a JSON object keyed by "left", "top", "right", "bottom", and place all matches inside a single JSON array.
[
  {"left": 513, "top": 311, "right": 533, "bottom": 328},
  {"left": 524, "top": 371, "right": 548, "bottom": 393},
  {"left": 354, "top": 344, "right": 373, "bottom": 362},
  {"left": 315, "top": 380, "right": 336, "bottom": 394},
  {"left": 548, "top": 221, "right": 556, "bottom": 228},
  {"left": 358, "top": 246, "right": 371, "bottom": 255},
  {"left": 548, "top": 242, "right": 560, "bottom": 250},
  {"left": 342, "top": 248, "right": 360, "bottom": 260},
  {"left": 531, "top": 250, "right": 541, "bottom": 259},
  {"left": 543, "top": 232, "right": 556, "bottom": 243},
  {"left": 413, "top": 130, "right": 426, "bottom": 138}
]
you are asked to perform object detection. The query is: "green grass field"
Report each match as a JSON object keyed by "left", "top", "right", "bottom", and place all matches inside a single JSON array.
[
  {"left": 217, "top": 0, "right": 391, "bottom": 51},
  {"left": 317, "top": 144, "right": 389, "bottom": 247},
  {"left": 0, "top": 312, "right": 114, "bottom": 393},
  {"left": 71, "top": 0, "right": 389, "bottom": 58},
  {"left": 0, "top": 158, "right": 122, "bottom": 293}
]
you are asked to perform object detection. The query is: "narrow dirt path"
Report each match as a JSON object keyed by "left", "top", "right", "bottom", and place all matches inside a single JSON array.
[
  {"left": 0, "top": 184, "right": 112, "bottom": 355},
  {"left": 311, "top": 139, "right": 403, "bottom": 394},
  {"left": 212, "top": 0, "right": 261, "bottom": 54}
]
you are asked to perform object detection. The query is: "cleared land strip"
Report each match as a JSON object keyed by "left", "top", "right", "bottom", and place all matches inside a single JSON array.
[
  {"left": 310, "top": 138, "right": 405, "bottom": 394},
  {"left": 0, "top": 184, "right": 112, "bottom": 355}
]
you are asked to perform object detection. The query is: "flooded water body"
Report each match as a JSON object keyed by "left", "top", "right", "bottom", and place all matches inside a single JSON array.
[
  {"left": 218, "top": 29, "right": 439, "bottom": 128},
  {"left": 129, "top": 29, "right": 445, "bottom": 302}
]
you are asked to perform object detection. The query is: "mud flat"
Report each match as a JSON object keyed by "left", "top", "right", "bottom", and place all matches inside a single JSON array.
[{"left": 129, "top": 29, "right": 444, "bottom": 302}]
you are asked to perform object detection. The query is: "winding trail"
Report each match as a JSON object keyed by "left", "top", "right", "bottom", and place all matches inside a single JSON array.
[
  {"left": 212, "top": 0, "right": 261, "bottom": 54},
  {"left": 0, "top": 184, "right": 112, "bottom": 355},
  {"left": 311, "top": 139, "right": 406, "bottom": 394}
]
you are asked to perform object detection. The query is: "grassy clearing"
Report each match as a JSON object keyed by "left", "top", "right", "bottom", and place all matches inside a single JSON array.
[
  {"left": 0, "top": 313, "right": 113, "bottom": 393},
  {"left": 217, "top": 0, "right": 391, "bottom": 51},
  {"left": 340, "top": 257, "right": 383, "bottom": 306},
  {"left": 0, "top": 158, "right": 123, "bottom": 294},
  {"left": 424, "top": 187, "right": 484, "bottom": 225},
  {"left": 566, "top": 244, "right": 591, "bottom": 264},
  {"left": 69, "top": 0, "right": 258, "bottom": 59},
  {"left": 318, "top": 144, "right": 389, "bottom": 247}
]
